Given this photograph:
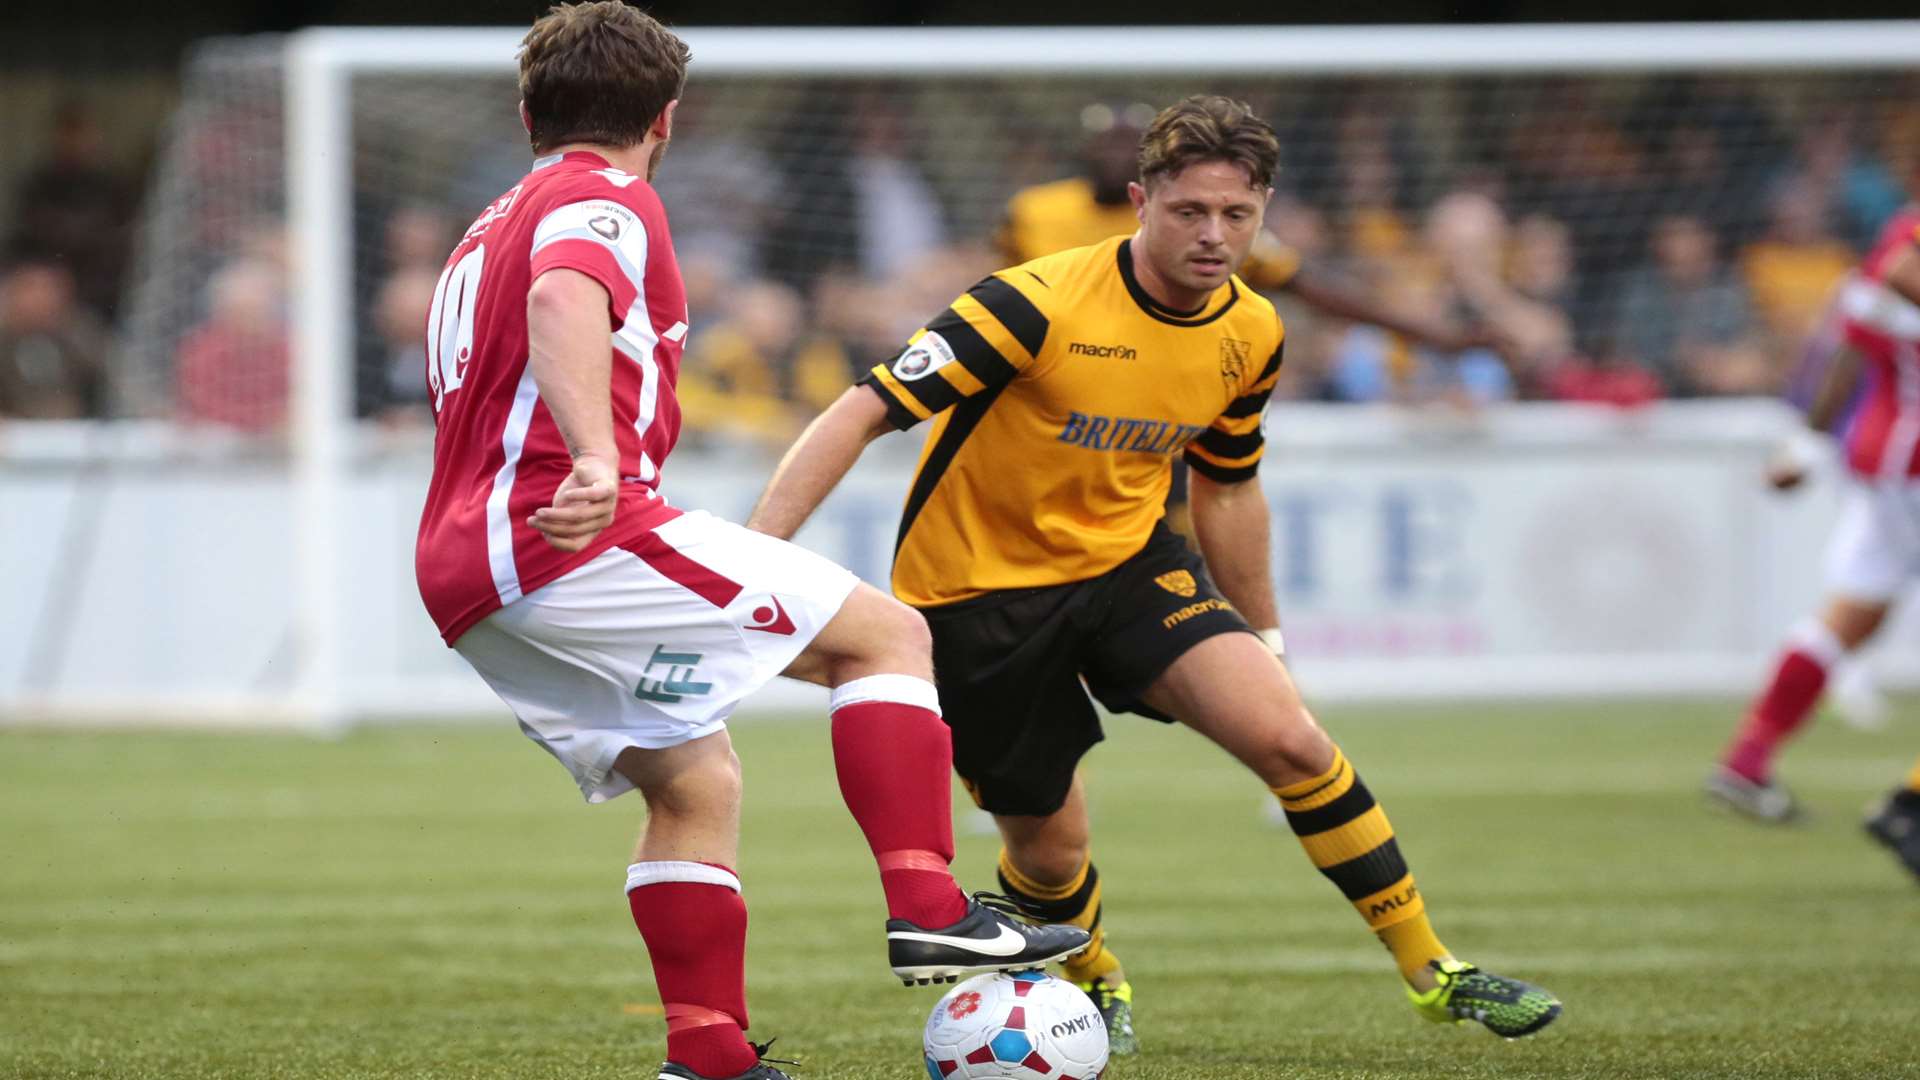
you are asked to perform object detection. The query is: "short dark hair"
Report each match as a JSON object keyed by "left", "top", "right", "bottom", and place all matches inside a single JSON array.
[
  {"left": 518, "top": 2, "right": 691, "bottom": 154},
  {"left": 1138, "top": 96, "right": 1279, "bottom": 191}
]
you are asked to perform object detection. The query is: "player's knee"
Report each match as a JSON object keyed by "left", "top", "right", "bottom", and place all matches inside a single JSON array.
[
  {"left": 1247, "top": 715, "right": 1336, "bottom": 787},
  {"left": 881, "top": 597, "right": 933, "bottom": 662},
  {"left": 641, "top": 752, "right": 741, "bottom": 822},
  {"left": 850, "top": 594, "right": 933, "bottom": 677}
]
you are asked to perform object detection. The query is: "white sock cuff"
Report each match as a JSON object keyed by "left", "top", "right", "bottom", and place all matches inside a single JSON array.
[
  {"left": 1789, "top": 618, "right": 1847, "bottom": 668},
  {"left": 829, "top": 673, "right": 941, "bottom": 716},
  {"left": 625, "top": 861, "right": 741, "bottom": 895}
]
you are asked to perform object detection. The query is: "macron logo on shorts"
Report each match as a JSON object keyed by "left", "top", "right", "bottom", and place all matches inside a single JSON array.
[{"left": 744, "top": 596, "right": 797, "bottom": 635}]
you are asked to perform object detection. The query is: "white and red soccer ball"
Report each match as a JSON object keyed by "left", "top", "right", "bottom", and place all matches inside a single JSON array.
[{"left": 923, "top": 971, "right": 1108, "bottom": 1080}]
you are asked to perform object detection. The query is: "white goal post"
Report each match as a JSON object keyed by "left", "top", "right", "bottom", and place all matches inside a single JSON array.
[{"left": 10, "top": 21, "right": 1920, "bottom": 730}]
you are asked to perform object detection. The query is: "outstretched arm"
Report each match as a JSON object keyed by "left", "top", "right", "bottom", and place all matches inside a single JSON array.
[
  {"left": 1187, "top": 469, "right": 1281, "bottom": 634},
  {"left": 1286, "top": 265, "right": 1490, "bottom": 353},
  {"left": 746, "top": 385, "right": 895, "bottom": 540}
]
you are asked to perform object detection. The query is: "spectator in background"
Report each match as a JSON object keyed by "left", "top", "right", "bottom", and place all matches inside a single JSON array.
[
  {"left": 381, "top": 205, "right": 452, "bottom": 273},
  {"left": 1612, "top": 216, "right": 1770, "bottom": 396},
  {"left": 176, "top": 258, "right": 288, "bottom": 432},
  {"left": 1511, "top": 214, "right": 1664, "bottom": 407},
  {"left": 1742, "top": 177, "right": 1855, "bottom": 359},
  {"left": 357, "top": 206, "right": 450, "bottom": 419},
  {"left": 1628, "top": 77, "right": 1787, "bottom": 251},
  {"left": 361, "top": 266, "right": 437, "bottom": 426},
  {"left": 0, "top": 253, "right": 108, "bottom": 419},
  {"left": 9, "top": 100, "right": 137, "bottom": 322},
  {"left": 678, "top": 280, "right": 852, "bottom": 448},
  {"left": 765, "top": 86, "right": 946, "bottom": 288},
  {"left": 1323, "top": 273, "right": 1514, "bottom": 406},
  {"left": 1426, "top": 188, "right": 1572, "bottom": 384},
  {"left": 648, "top": 94, "right": 779, "bottom": 280},
  {"left": 1499, "top": 79, "right": 1651, "bottom": 299},
  {"left": 1794, "top": 115, "right": 1905, "bottom": 252}
]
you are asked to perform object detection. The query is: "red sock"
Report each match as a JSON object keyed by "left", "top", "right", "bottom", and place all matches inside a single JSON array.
[
  {"left": 626, "top": 862, "right": 756, "bottom": 1078},
  {"left": 1724, "top": 622, "right": 1840, "bottom": 782},
  {"left": 830, "top": 675, "right": 969, "bottom": 928}
]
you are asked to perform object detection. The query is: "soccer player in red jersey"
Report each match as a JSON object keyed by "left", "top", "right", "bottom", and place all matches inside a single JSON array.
[
  {"left": 412, "top": 8, "right": 1084, "bottom": 1079},
  {"left": 1710, "top": 202, "right": 1920, "bottom": 877}
]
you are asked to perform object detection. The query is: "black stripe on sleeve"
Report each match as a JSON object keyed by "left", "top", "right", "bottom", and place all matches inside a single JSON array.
[
  {"left": 856, "top": 372, "right": 928, "bottom": 431},
  {"left": 1282, "top": 776, "right": 1378, "bottom": 838},
  {"left": 1223, "top": 346, "right": 1283, "bottom": 418},
  {"left": 886, "top": 360, "right": 966, "bottom": 417},
  {"left": 1257, "top": 344, "right": 1284, "bottom": 382},
  {"left": 1224, "top": 387, "right": 1275, "bottom": 419},
  {"left": 1184, "top": 449, "right": 1260, "bottom": 484},
  {"left": 923, "top": 306, "right": 1020, "bottom": 388},
  {"left": 1194, "top": 426, "right": 1264, "bottom": 460},
  {"left": 967, "top": 276, "right": 1050, "bottom": 357},
  {"left": 1319, "top": 838, "right": 1412, "bottom": 902}
]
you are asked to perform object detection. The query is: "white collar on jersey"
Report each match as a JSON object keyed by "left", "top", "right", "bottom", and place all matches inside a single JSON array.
[{"left": 530, "top": 152, "right": 565, "bottom": 171}]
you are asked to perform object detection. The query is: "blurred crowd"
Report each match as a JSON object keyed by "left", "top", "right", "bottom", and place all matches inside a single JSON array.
[{"left": 5, "top": 73, "right": 1919, "bottom": 445}]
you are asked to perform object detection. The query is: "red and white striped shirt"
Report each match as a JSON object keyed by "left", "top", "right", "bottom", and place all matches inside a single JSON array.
[
  {"left": 416, "top": 150, "right": 687, "bottom": 644},
  {"left": 1840, "top": 209, "right": 1920, "bottom": 481}
]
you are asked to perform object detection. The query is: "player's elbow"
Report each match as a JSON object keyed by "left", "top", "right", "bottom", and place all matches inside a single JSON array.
[
  {"left": 828, "top": 384, "right": 897, "bottom": 445},
  {"left": 527, "top": 268, "right": 607, "bottom": 327}
]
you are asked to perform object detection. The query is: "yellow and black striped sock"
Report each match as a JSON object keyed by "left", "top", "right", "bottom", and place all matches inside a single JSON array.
[
  {"left": 1272, "top": 746, "right": 1451, "bottom": 984},
  {"left": 1905, "top": 756, "right": 1920, "bottom": 795},
  {"left": 996, "top": 850, "right": 1122, "bottom": 985}
]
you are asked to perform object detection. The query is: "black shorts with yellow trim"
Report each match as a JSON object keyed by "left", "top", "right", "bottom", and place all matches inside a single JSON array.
[{"left": 920, "top": 520, "right": 1252, "bottom": 816}]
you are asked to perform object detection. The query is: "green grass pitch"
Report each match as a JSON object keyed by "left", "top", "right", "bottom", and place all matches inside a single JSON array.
[{"left": 4, "top": 700, "right": 1918, "bottom": 1079}]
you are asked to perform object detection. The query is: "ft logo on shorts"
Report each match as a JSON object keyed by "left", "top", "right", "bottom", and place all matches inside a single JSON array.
[{"left": 634, "top": 645, "right": 713, "bottom": 703}]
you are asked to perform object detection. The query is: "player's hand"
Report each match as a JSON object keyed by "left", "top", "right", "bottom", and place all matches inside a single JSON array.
[
  {"left": 531, "top": 454, "right": 618, "bottom": 552},
  {"left": 1765, "top": 457, "right": 1808, "bottom": 492},
  {"left": 1764, "top": 432, "right": 1826, "bottom": 493}
]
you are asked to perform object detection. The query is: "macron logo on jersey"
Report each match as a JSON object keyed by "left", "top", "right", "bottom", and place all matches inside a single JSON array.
[{"left": 1066, "top": 341, "right": 1138, "bottom": 360}]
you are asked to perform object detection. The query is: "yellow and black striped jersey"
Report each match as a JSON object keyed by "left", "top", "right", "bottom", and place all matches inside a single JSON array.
[
  {"left": 997, "top": 176, "right": 1303, "bottom": 292},
  {"left": 860, "top": 235, "right": 1285, "bottom": 609}
]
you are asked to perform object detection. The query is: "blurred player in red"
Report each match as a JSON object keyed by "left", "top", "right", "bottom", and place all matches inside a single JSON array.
[
  {"left": 412, "top": 7, "right": 1084, "bottom": 1079},
  {"left": 1709, "top": 201, "right": 1920, "bottom": 880}
]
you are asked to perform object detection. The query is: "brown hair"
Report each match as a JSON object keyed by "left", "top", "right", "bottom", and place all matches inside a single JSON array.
[
  {"left": 1138, "top": 95, "right": 1279, "bottom": 191},
  {"left": 518, "top": 2, "right": 691, "bottom": 154}
]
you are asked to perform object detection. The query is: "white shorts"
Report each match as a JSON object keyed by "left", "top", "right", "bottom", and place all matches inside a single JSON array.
[
  {"left": 454, "top": 511, "right": 861, "bottom": 802},
  {"left": 1824, "top": 479, "right": 1920, "bottom": 603}
]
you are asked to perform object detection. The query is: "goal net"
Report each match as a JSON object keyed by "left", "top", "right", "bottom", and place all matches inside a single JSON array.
[{"left": 13, "top": 23, "right": 1920, "bottom": 726}]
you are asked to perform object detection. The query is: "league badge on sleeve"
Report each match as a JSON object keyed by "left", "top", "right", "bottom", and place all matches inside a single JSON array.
[{"left": 894, "top": 331, "right": 958, "bottom": 382}]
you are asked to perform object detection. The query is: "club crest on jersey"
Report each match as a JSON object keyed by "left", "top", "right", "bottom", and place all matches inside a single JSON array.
[
  {"left": 1219, "top": 337, "right": 1252, "bottom": 390},
  {"left": 1155, "top": 570, "right": 1198, "bottom": 598},
  {"left": 892, "top": 331, "right": 957, "bottom": 382}
]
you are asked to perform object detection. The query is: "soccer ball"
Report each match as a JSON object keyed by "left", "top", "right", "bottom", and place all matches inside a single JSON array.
[{"left": 923, "top": 971, "right": 1108, "bottom": 1080}]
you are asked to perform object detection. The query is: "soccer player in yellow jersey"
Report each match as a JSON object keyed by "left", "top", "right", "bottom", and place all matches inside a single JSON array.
[
  {"left": 749, "top": 96, "right": 1561, "bottom": 1048},
  {"left": 999, "top": 103, "right": 1493, "bottom": 541},
  {"left": 997, "top": 102, "right": 1491, "bottom": 351}
]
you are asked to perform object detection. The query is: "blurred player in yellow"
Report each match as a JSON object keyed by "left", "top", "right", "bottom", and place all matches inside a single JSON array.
[{"left": 749, "top": 95, "right": 1560, "bottom": 1053}]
